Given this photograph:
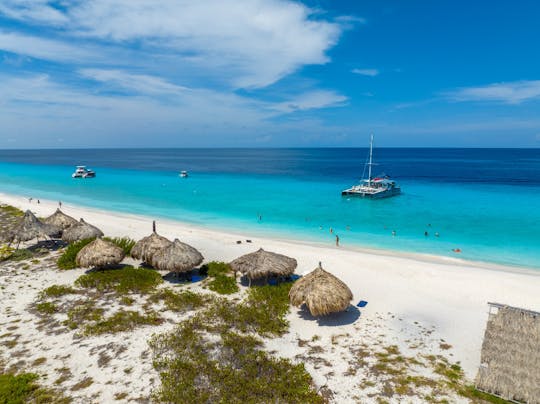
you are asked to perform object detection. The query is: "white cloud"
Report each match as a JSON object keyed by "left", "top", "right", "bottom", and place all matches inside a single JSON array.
[
  {"left": 271, "top": 90, "right": 347, "bottom": 113},
  {"left": 446, "top": 80, "right": 540, "bottom": 104},
  {"left": 79, "top": 69, "right": 189, "bottom": 95},
  {"left": 0, "top": 31, "right": 97, "bottom": 63},
  {"left": 351, "top": 68, "right": 379, "bottom": 77},
  {"left": 0, "top": 0, "right": 343, "bottom": 89}
]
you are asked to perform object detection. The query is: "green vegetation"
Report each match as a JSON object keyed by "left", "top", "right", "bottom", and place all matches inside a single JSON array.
[
  {"left": 0, "top": 205, "right": 24, "bottom": 217},
  {"left": 57, "top": 238, "right": 95, "bottom": 269},
  {"left": 149, "top": 289, "right": 206, "bottom": 312},
  {"left": 64, "top": 302, "right": 104, "bottom": 330},
  {"left": 150, "top": 325, "right": 323, "bottom": 403},
  {"left": 84, "top": 310, "right": 162, "bottom": 335},
  {"left": 0, "top": 245, "right": 14, "bottom": 261},
  {"left": 39, "top": 284, "right": 76, "bottom": 299},
  {"left": 0, "top": 372, "right": 70, "bottom": 404},
  {"left": 103, "top": 236, "right": 136, "bottom": 255},
  {"left": 75, "top": 266, "right": 163, "bottom": 295},
  {"left": 6, "top": 249, "right": 33, "bottom": 262},
  {"left": 203, "top": 261, "right": 239, "bottom": 295},
  {"left": 36, "top": 301, "right": 58, "bottom": 314}
]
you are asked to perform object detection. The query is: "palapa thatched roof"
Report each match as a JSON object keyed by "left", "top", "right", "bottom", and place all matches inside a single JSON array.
[
  {"left": 475, "top": 302, "right": 540, "bottom": 403},
  {"left": 131, "top": 231, "right": 172, "bottom": 264},
  {"left": 289, "top": 263, "right": 353, "bottom": 316},
  {"left": 75, "top": 237, "right": 125, "bottom": 269},
  {"left": 62, "top": 218, "right": 104, "bottom": 243},
  {"left": 44, "top": 208, "right": 78, "bottom": 231},
  {"left": 229, "top": 248, "right": 297, "bottom": 282},
  {"left": 150, "top": 238, "right": 203, "bottom": 273},
  {"left": 9, "top": 210, "right": 55, "bottom": 244}
]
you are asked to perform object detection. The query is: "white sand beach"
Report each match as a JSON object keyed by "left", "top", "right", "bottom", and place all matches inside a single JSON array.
[{"left": 1, "top": 191, "right": 540, "bottom": 403}]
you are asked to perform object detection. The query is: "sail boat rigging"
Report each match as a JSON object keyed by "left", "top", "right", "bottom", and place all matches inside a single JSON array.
[{"left": 342, "top": 134, "right": 401, "bottom": 199}]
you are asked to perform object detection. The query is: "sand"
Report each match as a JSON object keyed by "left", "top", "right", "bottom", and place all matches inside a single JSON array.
[{"left": 1, "top": 191, "right": 539, "bottom": 402}]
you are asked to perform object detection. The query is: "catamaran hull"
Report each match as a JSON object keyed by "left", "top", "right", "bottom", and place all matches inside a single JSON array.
[{"left": 341, "top": 188, "right": 401, "bottom": 199}]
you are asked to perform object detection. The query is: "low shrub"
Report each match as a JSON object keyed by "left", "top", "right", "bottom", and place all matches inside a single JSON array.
[
  {"left": 57, "top": 238, "right": 95, "bottom": 270},
  {"left": 0, "top": 372, "right": 70, "bottom": 404},
  {"left": 39, "top": 284, "right": 76, "bottom": 299},
  {"left": 36, "top": 302, "right": 58, "bottom": 314},
  {"left": 75, "top": 266, "right": 163, "bottom": 295},
  {"left": 149, "top": 289, "right": 206, "bottom": 312},
  {"left": 0, "top": 205, "right": 24, "bottom": 217},
  {"left": 6, "top": 249, "right": 33, "bottom": 262},
  {"left": 84, "top": 310, "right": 162, "bottom": 335},
  {"left": 0, "top": 245, "right": 14, "bottom": 261},
  {"left": 207, "top": 275, "right": 238, "bottom": 295},
  {"left": 150, "top": 326, "right": 323, "bottom": 403},
  {"left": 103, "top": 236, "right": 136, "bottom": 255}
]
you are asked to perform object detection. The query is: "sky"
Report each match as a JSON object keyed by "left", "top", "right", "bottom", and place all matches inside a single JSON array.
[{"left": 1, "top": 0, "right": 540, "bottom": 148}]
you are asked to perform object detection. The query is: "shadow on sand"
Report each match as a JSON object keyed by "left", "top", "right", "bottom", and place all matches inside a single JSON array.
[
  {"left": 29, "top": 239, "right": 68, "bottom": 252},
  {"left": 296, "top": 304, "right": 361, "bottom": 326}
]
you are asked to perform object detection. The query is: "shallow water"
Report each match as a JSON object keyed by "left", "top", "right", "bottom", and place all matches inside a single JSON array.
[{"left": 0, "top": 148, "right": 539, "bottom": 268}]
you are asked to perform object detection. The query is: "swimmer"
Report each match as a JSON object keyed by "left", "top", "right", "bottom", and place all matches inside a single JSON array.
[
  {"left": 435, "top": 232, "right": 439, "bottom": 237},
  {"left": 392, "top": 230, "right": 396, "bottom": 237},
  {"left": 424, "top": 231, "right": 428, "bottom": 237}
]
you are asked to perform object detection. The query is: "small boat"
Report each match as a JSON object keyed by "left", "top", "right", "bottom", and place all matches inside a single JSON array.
[
  {"left": 179, "top": 170, "right": 188, "bottom": 178},
  {"left": 342, "top": 134, "right": 401, "bottom": 199},
  {"left": 72, "top": 166, "right": 96, "bottom": 178}
]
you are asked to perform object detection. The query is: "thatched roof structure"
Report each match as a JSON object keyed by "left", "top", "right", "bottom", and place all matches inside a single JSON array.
[
  {"left": 150, "top": 238, "right": 203, "bottom": 274},
  {"left": 8, "top": 210, "right": 54, "bottom": 244},
  {"left": 131, "top": 231, "right": 172, "bottom": 264},
  {"left": 75, "top": 238, "right": 125, "bottom": 269},
  {"left": 475, "top": 302, "right": 540, "bottom": 403},
  {"left": 62, "top": 218, "right": 104, "bottom": 243},
  {"left": 289, "top": 263, "right": 353, "bottom": 316},
  {"left": 229, "top": 248, "right": 297, "bottom": 284},
  {"left": 44, "top": 208, "right": 78, "bottom": 231}
]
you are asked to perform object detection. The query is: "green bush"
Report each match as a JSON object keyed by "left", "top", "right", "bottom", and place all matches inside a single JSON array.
[
  {"left": 74, "top": 266, "right": 163, "bottom": 294},
  {"left": 149, "top": 289, "right": 206, "bottom": 312},
  {"left": 150, "top": 326, "right": 323, "bottom": 403},
  {"left": 6, "top": 249, "right": 33, "bottom": 262},
  {"left": 36, "top": 302, "right": 58, "bottom": 314},
  {"left": 0, "top": 205, "right": 24, "bottom": 217},
  {"left": 207, "top": 275, "right": 238, "bottom": 295},
  {"left": 57, "top": 238, "right": 95, "bottom": 269},
  {"left": 103, "top": 236, "right": 136, "bottom": 255},
  {"left": 39, "top": 284, "right": 76, "bottom": 299},
  {"left": 84, "top": 310, "right": 162, "bottom": 335},
  {"left": 0, "top": 372, "right": 70, "bottom": 404},
  {"left": 0, "top": 244, "right": 14, "bottom": 261}
]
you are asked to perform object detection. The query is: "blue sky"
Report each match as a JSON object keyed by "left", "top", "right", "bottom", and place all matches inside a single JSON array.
[{"left": 1, "top": 0, "right": 539, "bottom": 148}]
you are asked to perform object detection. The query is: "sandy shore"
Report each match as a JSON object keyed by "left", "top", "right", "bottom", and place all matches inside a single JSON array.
[{"left": 2, "top": 191, "right": 540, "bottom": 402}]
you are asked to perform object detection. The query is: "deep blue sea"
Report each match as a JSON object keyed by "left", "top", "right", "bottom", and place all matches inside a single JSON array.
[{"left": 0, "top": 148, "right": 539, "bottom": 269}]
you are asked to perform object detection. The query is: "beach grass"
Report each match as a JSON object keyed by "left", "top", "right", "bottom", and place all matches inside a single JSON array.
[
  {"left": 148, "top": 289, "right": 206, "bottom": 312},
  {"left": 103, "top": 236, "right": 136, "bottom": 255},
  {"left": 74, "top": 266, "right": 163, "bottom": 295},
  {"left": 0, "top": 371, "right": 71, "bottom": 404}
]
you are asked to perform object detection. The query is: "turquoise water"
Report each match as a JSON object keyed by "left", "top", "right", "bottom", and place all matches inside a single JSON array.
[{"left": 0, "top": 149, "right": 539, "bottom": 269}]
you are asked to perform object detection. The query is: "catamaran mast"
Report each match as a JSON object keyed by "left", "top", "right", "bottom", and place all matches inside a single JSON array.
[{"left": 368, "top": 133, "right": 373, "bottom": 186}]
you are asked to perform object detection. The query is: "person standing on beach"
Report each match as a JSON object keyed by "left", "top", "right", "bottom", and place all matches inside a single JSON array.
[
  {"left": 335, "top": 234, "right": 340, "bottom": 246},
  {"left": 59, "top": 201, "right": 62, "bottom": 208}
]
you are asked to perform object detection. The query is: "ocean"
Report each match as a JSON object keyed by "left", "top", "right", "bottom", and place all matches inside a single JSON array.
[{"left": 0, "top": 148, "right": 539, "bottom": 269}]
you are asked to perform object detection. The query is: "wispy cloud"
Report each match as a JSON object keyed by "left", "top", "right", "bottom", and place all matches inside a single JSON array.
[
  {"left": 351, "top": 68, "right": 379, "bottom": 77},
  {"left": 271, "top": 90, "right": 347, "bottom": 113},
  {"left": 445, "top": 80, "right": 540, "bottom": 104},
  {"left": 0, "top": 0, "right": 344, "bottom": 89}
]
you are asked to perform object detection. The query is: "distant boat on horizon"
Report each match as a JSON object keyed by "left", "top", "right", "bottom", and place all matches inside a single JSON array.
[
  {"left": 71, "top": 165, "right": 96, "bottom": 178},
  {"left": 179, "top": 170, "right": 188, "bottom": 178},
  {"left": 342, "top": 134, "right": 401, "bottom": 199}
]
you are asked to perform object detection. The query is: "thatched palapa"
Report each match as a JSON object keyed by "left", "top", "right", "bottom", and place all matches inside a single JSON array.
[
  {"left": 150, "top": 238, "right": 203, "bottom": 274},
  {"left": 131, "top": 225, "right": 172, "bottom": 264},
  {"left": 62, "top": 218, "right": 104, "bottom": 243},
  {"left": 229, "top": 248, "right": 297, "bottom": 285},
  {"left": 475, "top": 302, "right": 540, "bottom": 403},
  {"left": 289, "top": 263, "right": 353, "bottom": 316},
  {"left": 44, "top": 209, "right": 78, "bottom": 232},
  {"left": 8, "top": 210, "right": 57, "bottom": 245},
  {"left": 75, "top": 238, "right": 125, "bottom": 269}
]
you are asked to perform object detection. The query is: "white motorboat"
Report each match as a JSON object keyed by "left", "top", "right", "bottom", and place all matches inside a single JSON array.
[
  {"left": 72, "top": 166, "right": 96, "bottom": 178},
  {"left": 179, "top": 170, "right": 188, "bottom": 178}
]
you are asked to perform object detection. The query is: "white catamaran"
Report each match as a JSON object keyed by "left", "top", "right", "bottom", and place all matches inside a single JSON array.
[{"left": 342, "top": 134, "right": 401, "bottom": 199}]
